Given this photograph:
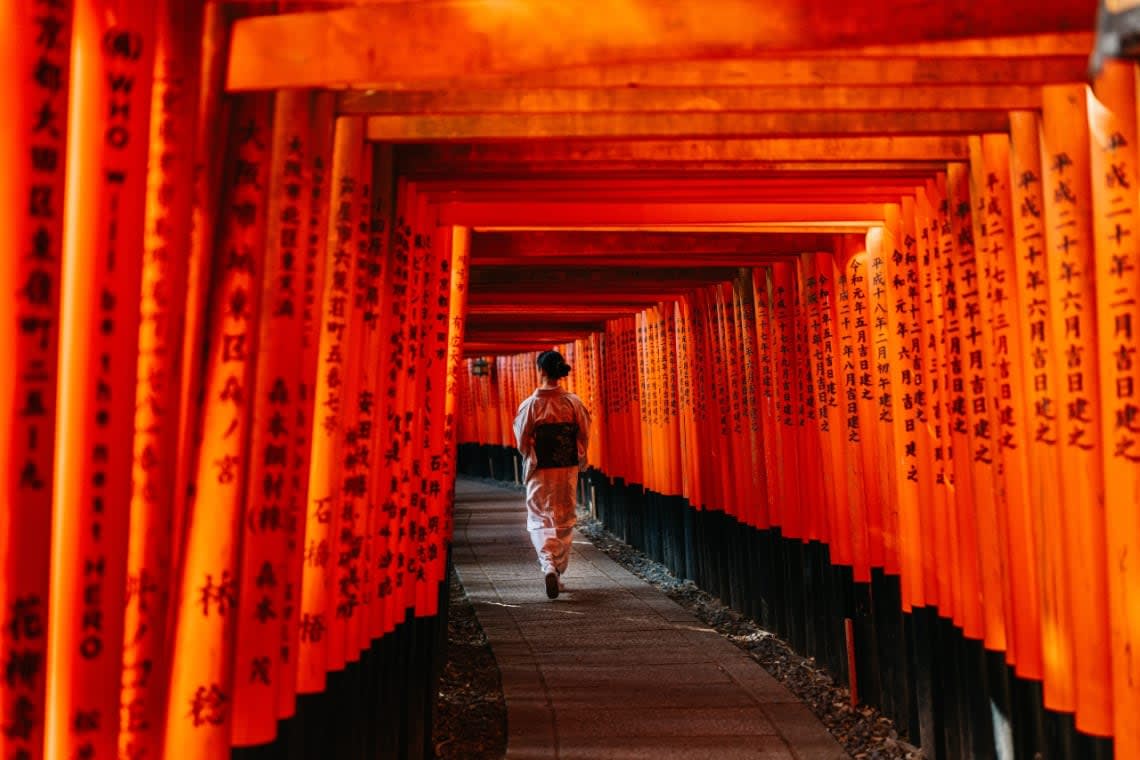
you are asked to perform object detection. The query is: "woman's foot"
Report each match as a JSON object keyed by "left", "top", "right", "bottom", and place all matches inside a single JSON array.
[{"left": 544, "top": 572, "right": 559, "bottom": 599}]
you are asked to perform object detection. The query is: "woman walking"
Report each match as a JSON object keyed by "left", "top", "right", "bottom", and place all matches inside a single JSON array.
[{"left": 512, "top": 350, "right": 591, "bottom": 599}]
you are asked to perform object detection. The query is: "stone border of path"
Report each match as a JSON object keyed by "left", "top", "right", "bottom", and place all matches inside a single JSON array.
[{"left": 452, "top": 478, "right": 852, "bottom": 760}]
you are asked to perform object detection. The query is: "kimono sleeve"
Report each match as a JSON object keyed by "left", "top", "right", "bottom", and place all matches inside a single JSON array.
[{"left": 513, "top": 395, "right": 536, "bottom": 456}]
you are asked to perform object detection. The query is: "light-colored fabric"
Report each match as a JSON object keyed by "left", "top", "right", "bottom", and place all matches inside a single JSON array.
[
  {"left": 525, "top": 468, "right": 578, "bottom": 574},
  {"left": 513, "top": 386, "right": 591, "bottom": 574}
]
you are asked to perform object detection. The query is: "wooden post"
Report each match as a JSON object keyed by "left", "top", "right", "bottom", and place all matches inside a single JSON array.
[
  {"left": 162, "top": 91, "right": 272, "bottom": 760},
  {"left": 120, "top": 2, "right": 204, "bottom": 757},
  {"left": 1087, "top": 62, "right": 1140, "bottom": 756},
  {"left": 1039, "top": 84, "right": 1113, "bottom": 738},
  {"left": 0, "top": 4, "right": 73, "bottom": 760},
  {"left": 49, "top": 2, "right": 157, "bottom": 759}
]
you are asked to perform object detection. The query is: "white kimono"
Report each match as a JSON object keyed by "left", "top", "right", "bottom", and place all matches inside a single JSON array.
[{"left": 513, "top": 387, "right": 591, "bottom": 575}]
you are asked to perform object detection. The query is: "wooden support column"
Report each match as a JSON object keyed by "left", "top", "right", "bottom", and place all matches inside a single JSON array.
[
  {"left": 230, "top": 89, "right": 312, "bottom": 748},
  {"left": 0, "top": 4, "right": 73, "bottom": 760},
  {"left": 162, "top": 91, "right": 271, "bottom": 760},
  {"left": 885, "top": 201, "right": 930, "bottom": 612},
  {"left": 278, "top": 90, "right": 335, "bottom": 720},
  {"left": 971, "top": 133, "right": 1046, "bottom": 682},
  {"left": 120, "top": 2, "right": 204, "bottom": 757},
  {"left": 1039, "top": 84, "right": 1113, "bottom": 738},
  {"left": 1087, "top": 62, "right": 1140, "bottom": 756},
  {"left": 867, "top": 219, "right": 901, "bottom": 577},
  {"left": 936, "top": 169, "right": 984, "bottom": 641},
  {"left": 49, "top": 3, "right": 157, "bottom": 760},
  {"left": 835, "top": 240, "right": 872, "bottom": 583},
  {"left": 297, "top": 114, "right": 365, "bottom": 691},
  {"left": 1008, "top": 110, "right": 1075, "bottom": 713}
]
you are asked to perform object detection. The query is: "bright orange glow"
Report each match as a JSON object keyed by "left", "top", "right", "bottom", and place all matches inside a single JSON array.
[
  {"left": 163, "top": 92, "right": 272, "bottom": 759},
  {"left": 1040, "top": 84, "right": 1113, "bottom": 737},
  {"left": 51, "top": 2, "right": 157, "bottom": 759},
  {"left": 1087, "top": 65, "right": 1140, "bottom": 755}
]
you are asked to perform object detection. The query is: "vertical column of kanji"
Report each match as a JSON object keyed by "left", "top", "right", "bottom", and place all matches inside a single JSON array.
[
  {"left": 610, "top": 321, "right": 627, "bottom": 483},
  {"left": 1040, "top": 85, "right": 1113, "bottom": 738},
  {"left": 795, "top": 259, "right": 825, "bottom": 544},
  {"left": 326, "top": 122, "right": 367, "bottom": 672},
  {"left": 771, "top": 264, "right": 802, "bottom": 537},
  {"left": 715, "top": 288, "right": 743, "bottom": 519},
  {"left": 296, "top": 115, "right": 363, "bottom": 694},
  {"left": 907, "top": 195, "right": 941, "bottom": 612},
  {"left": 627, "top": 315, "right": 645, "bottom": 488},
  {"left": 279, "top": 91, "right": 333, "bottom": 720},
  {"left": 587, "top": 334, "right": 606, "bottom": 473},
  {"left": 813, "top": 253, "right": 852, "bottom": 569},
  {"left": 924, "top": 179, "right": 964, "bottom": 625},
  {"left": 956, "top": 153, "right": 1014, "bottom": 661},
  {"left": 441, "top": 226, "right": 471, "bottom": 548},
  {"left": 120, "top": 3, "right": 203, "bottom": 756},
  {"left": 161, "top": 91, "right": 270, "bottom": 759},
  {"left": 663, "top": 306, "right": 680, "bottom": 498},
  {"left": 383, "top": 186, "right": 419, "bottom": 628},
  {"left": 1088, "top": 63, "right": 1140, "bottom": 756},
  {"left": 673, "top": 300, "right": 696, "bottom": 508},
  {"left": 752, "top": 269, "right": 781, "bottom": 527},
  {"left": 882, "top": 203, "right": 927, "bottom": 611},
  {"left": 865, "top": 225, "right": 899, "bottom": 577},
  {"left": 801, "top": 258, "right": 832, "bottom": 546},
  {"left": 647, "top": 309, "right": 660, "bottom": 493},
  {"left": 688, "top": 298, "right": 709, "bottom": 508},
  {"left": 228, "top": 90, "right": 310, "bottom": 748},
  {"left": 648, "top": 308, "right": 663, "bottom": 496},
  {"left": 706, "top": 289, "right": 732, "bottom": 515},
  {"left": 404, "top": 190, "right": 438, "bottom": 616},
  {"left": 361, "top": 147, "right": 394, "bottom": 643},
  {"left": 844, "top": 239, "right": 883, "bottom": 576},
  {"left": 48, "top": 2, "right": 156, "bottom": 758},
  {"left": 0, "top": 4, "right": 73, "bottom": 760},
  {"left": 936, "top": 172, "right": 984, "bottom": 640},
  {"left": 734, "top": 273, "right": 767, "bottom": 527},
  {"left": 834, "top": 254, "right": 866, "bottom": 583},
  {"left": 914, "top": 188, "right": 951, "bottom": 615},
  {"left": 972, "top": 134, "right": 1045, "bottom": 680},
  {"left": 724, "top": 288, "right": 750, "bottom": 522},
  {"left": 634, "top": 313, "right": 650, "bottom": 491},
  {"left": 337, "top": 142, "right": 373, "bottom": 660},
  {"left": 417, "top": 211, "right": 454, "bottom": 616}
]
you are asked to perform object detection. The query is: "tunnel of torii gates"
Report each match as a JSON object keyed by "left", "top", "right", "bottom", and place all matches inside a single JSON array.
[{"left": 10, "top": 1, "right": 1140, "bottom": 759}]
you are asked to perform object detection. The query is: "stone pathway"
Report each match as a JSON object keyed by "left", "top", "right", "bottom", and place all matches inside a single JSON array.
[{"left": 451, "top": 478, "right": 851, "bottom": 760}]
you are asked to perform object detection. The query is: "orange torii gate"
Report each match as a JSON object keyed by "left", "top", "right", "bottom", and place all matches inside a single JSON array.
[{"left": 3, "top": 1, "right": 1140, "bottom": 759}]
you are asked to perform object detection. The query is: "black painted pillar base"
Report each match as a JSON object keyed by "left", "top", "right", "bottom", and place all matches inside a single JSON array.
[{"left": 231, "top": 563, "right": 450, "bottom": 760}]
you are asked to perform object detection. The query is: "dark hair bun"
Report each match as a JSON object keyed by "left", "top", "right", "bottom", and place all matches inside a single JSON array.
[{"left": 537, "top": 350, "right": 572, "bottom": 379}]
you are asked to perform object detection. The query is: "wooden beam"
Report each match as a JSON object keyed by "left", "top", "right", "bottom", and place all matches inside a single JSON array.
[
  {"left": 226, "top": 2, "right": 1093, "bottom": 90},
  {"left": 438, "top": 200, "right": 886, "bottom": 227},
  {"left": 466, "top": 303, "right": 636, "bottom": 317},
  {"left": 460, "top": 56, "right": 1088, "bottom": 90},
  {"left": 470, "top": 265, "right": 740, "bottom": 290},
  {"left": 398, "top": 138, "right": 970, "bottom": 172},
  {"left": 399, "top": 161, "right": 950, "bottom": 177},
  {"left": 340, "top": 84, "right": 1041, "bottom": 115},
  {"left": 365, "top": 110, "right": 1009, "bottom": 141},
  {"left": 469, "top": 230, "right": 833, "bottom": 263},
  {"left": 466, "top": 291, "right": 675, "bottom": 306}
]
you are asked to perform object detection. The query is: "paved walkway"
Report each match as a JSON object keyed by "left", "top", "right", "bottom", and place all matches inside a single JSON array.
[{"left": 451, "top": 478, "right": 850, "bottom": 760}]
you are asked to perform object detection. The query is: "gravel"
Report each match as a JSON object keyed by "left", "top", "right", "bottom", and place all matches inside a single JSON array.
[
  {"left": 431, "top": 565, "right": 508, "bottom": 760},
  {"left": 434, "top": 476, "right": 922, "bottom": 760}
]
